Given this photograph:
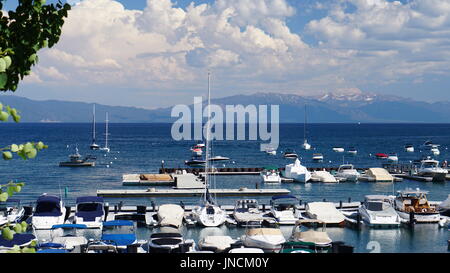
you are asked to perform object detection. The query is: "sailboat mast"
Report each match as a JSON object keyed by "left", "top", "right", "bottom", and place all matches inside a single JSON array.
[
  {"left": 204, "top": 71, "right": 211, "bottom": 202},
  {"left": 105, "top": 112, "right": 109, "bottom": 149},
  {"left": 92, "top": 104, "right": 96, "bottom": 142},
  {"left": 304, "top": 104, "right": 307, "bottom": 141}
]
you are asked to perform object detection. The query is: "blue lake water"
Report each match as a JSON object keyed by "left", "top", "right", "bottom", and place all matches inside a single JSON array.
[{"left": 0, "top": 123, "right": 449, "bottom": 253}]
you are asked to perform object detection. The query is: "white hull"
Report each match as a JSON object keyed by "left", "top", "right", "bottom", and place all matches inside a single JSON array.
[
  {"left": 192, "top": 205, "right": 226, "bottom": 227},
  {"left": 396, "top": 210, "right": 441, "bottom": 223},
  {"left": 260, "top": 172, "right": 281, "bottom": 183},
  {"left": 32, "top": 213, "right": 66, "bottom": 230},
  {"left": 74, "top": 217, "right": 102, "bottom": 229},
  {"left": 358, "top": 208, "right": 400, "bottom": 227},
  {"left": 333, "top": 148, "right": 344, "bottom": 152}
]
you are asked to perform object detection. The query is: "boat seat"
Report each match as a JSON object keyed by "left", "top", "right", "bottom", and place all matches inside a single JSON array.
[
  {"left": 418, "top": 199, "right": 427, "bottom": 205},
  {"left": 403, "top": 200, "right": 412, "bottom": 205}
]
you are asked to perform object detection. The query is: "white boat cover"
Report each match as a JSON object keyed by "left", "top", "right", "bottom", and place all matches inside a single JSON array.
[
  {"left": 53, "top": 236, "right": 88, "bottom": 249},
  {"left": 199, "top": 236, "right": 235, "bottom": 252},
  {"left": 312, "top": 171, "right": 337, "bottom": 183},
  {"left": 292, "top": 230, "right": 332, "bottom": 245},
  {"left": 245, "top": 228, "right": 283, "bottom": 236},
  {"left": 306, "top": 202, "right": 345, "bottom": 224},
  {"left": 366, "top": 168, "right": 393, "bottom": 182},
  {"left": 157, "top": 204, "right": 184, "bottom": 228}
]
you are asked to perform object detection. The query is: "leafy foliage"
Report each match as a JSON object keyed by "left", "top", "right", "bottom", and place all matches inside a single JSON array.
[{"left": 0, "top": 0, "right": 71, "bottom": 91}]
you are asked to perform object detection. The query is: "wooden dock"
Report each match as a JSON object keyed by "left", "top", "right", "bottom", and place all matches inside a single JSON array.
[{"left": 97, "top": 188, "right": 291, "bottom": 198}]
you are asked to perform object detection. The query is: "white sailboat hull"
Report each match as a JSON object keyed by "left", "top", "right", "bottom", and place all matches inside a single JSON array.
[{"left": 192, "top": 205, "right": 226, "bottom": 227}]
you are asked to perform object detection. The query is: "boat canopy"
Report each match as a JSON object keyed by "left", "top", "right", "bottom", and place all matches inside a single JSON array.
[
  {"left": 51, "top": 224, "right": 88, "bottom": 230},
  {"left": 103, "top": 220, "right": 134, "bottom": 227},
  {"left": 101, "top": 234, "right": 136, "bottom": 246},
  {"left": 0, "top": 233, "right": 36, "bottom": 248},
  {"left": 37, "top": 249, "right": 69, "bottom": 253},
  {"left": 34, "top": 195, "right": 62, "bottom": 217},
  {"left": 76, "top": 196, "right": 104, "bottom": 204}
]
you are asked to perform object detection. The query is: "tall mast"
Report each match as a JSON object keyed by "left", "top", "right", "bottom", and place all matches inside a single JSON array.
[
  {"left": 304, "top": 104, "right": 307, "bottom": 141},
  {"left": 204, "top": 71, "right": 211, "bottom": 202},
  {"left": 92, "top": 104, "right": 96, "bottom": 143},
  {"left": 105, "top": 112, "right": 109, "bottom": 149}
]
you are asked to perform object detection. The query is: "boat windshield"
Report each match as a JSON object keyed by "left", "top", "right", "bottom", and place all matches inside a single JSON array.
[
  {"left": 366, "top": 201, "right": 383, "bottom": 211},
  {"left": 77, "top": 203, "right": 102, "bottom": 212},
  {"left": 35, "top": 202, "right": 62, "bottom": 216},
  {"left": 422, "top": 162, "right": 438, "bottom": 168}
]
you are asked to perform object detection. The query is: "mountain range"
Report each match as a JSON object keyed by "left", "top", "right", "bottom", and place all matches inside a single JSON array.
[{"left": 0, "top": 92, "right": 449, "bottom": 123}]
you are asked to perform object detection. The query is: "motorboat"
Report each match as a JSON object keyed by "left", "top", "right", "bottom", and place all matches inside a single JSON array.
[
  {"left": 404, "top": 144, "right": 414, "bottom": 153},
  {"left": 430, "top": 145, "right": 440, "bottom": 156},
  {"left": 198, "top": 235, "right": 237, "bottom": 253},
  {"left": 89, "top": 104, "right": 100, "bottom": 150},
  {"left": 209, "top": 156, "right": 230, "bottom": 162},
  {"left": 311, "top": 170, "right": 338, "bottom": 183},
  {"left": 241, "top": 228, "right": 286, "bottom": 253},
  {"left": 232, "top": 199, "right": 265, "bottom": 227},
  {"left": 260, "top": 167, "right": 281, "bottom": 183},
  {"left": 0, "top": 199, "right": 25, "bottom": 226},
  {"left": 191, "top": 146, "right": 203, "bottom": 157},
  {"left": 42, "top": 224, "right": 89, "bottom": 252},
  {"left": 146, "top": 231, "right": 195, "bottom": 253},
  {"left": 334, "top": 164, "right": 360, "bottom": 182},
  {"left": 375, "top": 153, "right": 388, "bottom": 159},
  {"left": 283, "top": 149, "right": 298, "bottom": 159},
  {"left": 191, "top": 72, "right": 226, "bottom": 228},
  {"left": 0, "top": 232, "right": 36, "bottom": 252},
  {"left": 417, "top": 159, "right": 448, "bottom": 182},
  {"left": 185, "top": 156, "right": 206, "bottom": 167},
  {"left": 393, "top": 189, "right": 440, "bottom": 223},
  {"left": 270, "top": 195, "right": 301, "bottom": 225},
  {"left": 228, "top": 247, "right": 264, "bottom": 253},
  {"left": 422, "top": 140, "right": 437, "bottom": 149},
  {"left": 387, "top": 153, "right": 399, "bottom": 162},
  {"left": 332, "top": 147, "right": 344, "bottom": 153},
  {"left": 359, "top": 168, "right": 394, "bottom": 182},
  {"left": 32, "top": 194, "right": 67, "bottom": 230},
  {"left": 100, "top": 220, "right": 140, "bottom": 252},
  {"left": 99, "top": 112, "right": 110, "bottom": 152},
  {"left": 312, "top": 153, "right": 323, "bottom": 162},
  {"left": 281, "top": 219, "right": 333, "bottom": 253},
  {"left": 157, "top": 204, "right": 184, "bottom": 229},
  {"left": 59, "top": 146, "right": 95, "bottom": 167},
  {"left": 358, "top": 195, "right": 400, "bottom": 228},
  {"left": 264, "top": 147, "right": 277, "bottom": 156},
  {"left": 73, "top": 196, "right": 104, "bottom": 229},
  {"left": 347, "top": 147, "right": 357, "bottom": 155},
  {"left": 283, "top": 158, "right": 311, "bottom": 183},
  {"left": 304, "top": 202, "right": 345, "bottom": 226}
]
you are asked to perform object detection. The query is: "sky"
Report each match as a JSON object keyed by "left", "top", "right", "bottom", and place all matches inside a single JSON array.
[{"left": 2, "top": 0, "right": 450, "bottom": 109}]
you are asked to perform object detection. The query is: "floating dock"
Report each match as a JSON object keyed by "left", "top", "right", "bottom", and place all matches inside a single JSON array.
[
  {"left": 122, "top": 173, "right": 175, "bottom": 186},
  {"left": 97, "top": 188, "right": 291, "bottom": 198}
]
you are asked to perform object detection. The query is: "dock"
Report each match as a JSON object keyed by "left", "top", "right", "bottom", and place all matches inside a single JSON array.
[{"left": 97, "top": 188, "right": 291, "bottom": 198}]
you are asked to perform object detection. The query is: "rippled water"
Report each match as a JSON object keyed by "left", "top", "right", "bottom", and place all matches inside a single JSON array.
[{"left": 1, "top": 123, "right": 449, "bottom": 252}]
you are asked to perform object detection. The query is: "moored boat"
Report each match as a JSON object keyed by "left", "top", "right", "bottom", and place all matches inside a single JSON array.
[
  {"left": 241, "top": 228, "right": 286, "bottom": 253},
  {"left": 358, "top": 195, "right": 400, "bottom": 228},
  {"left": 393, "top": 189, "right": 440, "bottom": 223},
  {"left": 283, "top": 158, "right": 311, "bottom": 183}
]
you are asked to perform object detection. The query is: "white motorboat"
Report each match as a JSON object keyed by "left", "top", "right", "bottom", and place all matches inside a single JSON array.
[
  {"left": 232, "top": 199, "right": 266, "bottom": 227},
  {"left": 312, "top": 153, "right": 323, "bottom": 162},
  {"left": 146, "top": 231, "right": 195, "bottom": 253},
  {"left": 404, "top": 144, "right": 414, "bottom": 153},
  {"left": 334, "top": 164, "right": 360, "bottom": 182},
  {"left": 270, "top": 195, "right": 301, "bottom": 225},
  {"left": 191, "top": 146, "right": 203, "bottom": 156},
  {"left": 198, "top": 235, "right": 237, "bottom": 253},
  {"left": 32, "top": 194, "right": 67, "bottom": 230},
  {"left": 304, "top": 202, "right": 345, "bottom": 226},
  {"left": 260, "top": 167, "right": 281, "bottom": 183},
  {"left": 430, "top": 145, "right": 440, "bottom": 156},
  {"left": 191, "top": 72, "right": 226, "bottom": 228},
  {"left": 393, "top": 189, "right": 440, "bottom": 223},
  {"left": 209, "top": 155, "right": 230, "bottom": 162},
  {"left": 157, "top": 204, "right": 184, "bottom": 229},
  {"left": 47, "top": 224, "right": 89, "bottom": 252},
  {"left": 283, "top": 149, "right": 298, "bottom": 159},
  {"left": 311, "top": 170, "right": 338, "bottom": 183},
  {"left": 265, "top": 147, "right": 277, "bottom": 156},
  {"left": 417, "top": 159, "right": 448, "bottom": 182},
  {"left": 73, "top": 196, "right": 104, "bottom": 229},
  {"left": 332, "top": 147, "right": 345, "bottom": 153},
  {"left": 358, "top": 195, "right": 400, "bottom": 228},
  {"left": 0, "top": 199, "right": 25, "bottom": 226},
  {"left": 283, "top": 158, "right": 311, "bottom": 183},
  {"left": 387, "top": 153, "right": 399, "bottom": 162},
  {"left": 241, "top": 228, "right": 286, "bottom": 253},
  {"left": 347, "top": 147, "right": 357, "bottom": 155},
  {"left": 89, "top": 104, "right": 100, "bottom": 150},
  {"left": 99, "top": 112, "right": 110, "bottom": 152}
]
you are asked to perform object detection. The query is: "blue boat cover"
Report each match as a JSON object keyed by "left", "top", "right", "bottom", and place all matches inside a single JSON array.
[
  {"left": 103, "top": 220, "right": 134, "bottom": 227},
  {"left": 101, "top": 234, "right": 136, "bottom": 246},
  {"left": 51, "top": 224, "right": 88, "bottom": 229},
  {"left": 272, "top": 195, "right": 298, "bottom": 200},
  {"left": 75, "top": 201, "right": 104, "bottom": 222},
  {"left": 34, "top": 195, "right": 62, "bottom": 217},
  {"left": 76, "top": 196, "right": 104, "bottom": 204},
  {"left": 0, "top": 233, "right": 36, "bottom": 248},
  {"left": 37, "top": 249, "right": 69, "bottom": 253},
  {"left": 38, "top": 242, "right": 65, "bottom": 249}
]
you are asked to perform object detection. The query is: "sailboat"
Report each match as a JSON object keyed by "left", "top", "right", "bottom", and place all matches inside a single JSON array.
[
  {"left": 192, "top": 72, "right": 226, "bottom": 227},
  {"left": 90, "top": 104, "right": 100, "bottom": 150},
  {"left": 302, "top": 105, "right": 311, "bottom": 150},
  {"left": 99, "top": 112, "right": 110, "bottom": 152}
]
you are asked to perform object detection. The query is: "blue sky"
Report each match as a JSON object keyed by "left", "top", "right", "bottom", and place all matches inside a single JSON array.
[{"left": 2, "top": 0, "right": 450, "bottom": 108}]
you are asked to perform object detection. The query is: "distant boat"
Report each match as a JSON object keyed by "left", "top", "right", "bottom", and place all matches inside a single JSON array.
[
  {"left": 417, "top": 159, "right": 448, "bottom": 182},
  {"left": 347, "top": 147, "right": 357, "bottom": 155},
  {"left": 404, "top": 144, "right": 414, "bottom": 153},
  {"left": 387, "top": 153, "right": 399, "bottom": 162},
  {"left": 208, "top": 156, "right": 230, "bottom": 162},
  {"left": 284, "top": 158, "right": 311, "bottom": 183},
  {"left": 311, "top": 171, "right": 338, "bottom": 183},
  {"left": 375, "top": 153, "right": 388, "bottom": 159},
  {"left": 312, "top": 153, "right": 323, "bottom": 162},
  {"left": 332, "top": 147, "right": 344, "bottom": 153},
  {"left": 335, "top": 164, "right": 360, "bottom": 182},
  {"left": 260, "top": 167, "right": 281, "bottom": 183},
  {"left": 191, "top": 146, "right": 203, "bottom": 156},
  {"left": 283, "top": 149, "right": 298, "bottom": 159},
  {"left": 265, "top": 147, "right": 277, "bottom": 156},
  {"left": 430, "top": 145, "right": 440, "bottom": 156},
  {"left": 185, "top": 156, "right": 206, "bottom": 167},
  {"left": 59, "top": 146, "right": 95, "bottom": 167},
  {"left": 99, "top": 112, "right": 110, "bottom": 153},
  {"left": 90, "top": 104, "right": 100, "bottom": 150}
]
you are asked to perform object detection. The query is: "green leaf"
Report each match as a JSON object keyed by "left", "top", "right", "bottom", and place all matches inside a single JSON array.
[
  {"left": 14, "top": 185, "right": 21, "bottom": 193},
  {"left": 23, "top": 142, "right": 34, "bottom": 153},
  {"left": 0, "top": 111, "right": 9, "bottom": 121},
  {"left": 13, "top": 224, "right": 22, "bottom": 234},
  {"left": 26, "top": 148, "right": 37, "bottom": 159},
  {"left": 0, "top": 58, "right": 6, "bottom": 72},
  {"left": 7, "top": 186, "right": 15, "bottom": 197},
  {"left": 2, "top": 151, "right": 13, "bottom": 160},
  {"left": 3, "top": 56, "right": 12, "bottom": 69},
  {"left": 0, "top": 192, "right": 9, "bottom": 202},
  {"left": 36, "top": 141, "right": 44, "bottom": 150},
  {"left": 0, "top": 73, "right": 7, "bottom": 89}
]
